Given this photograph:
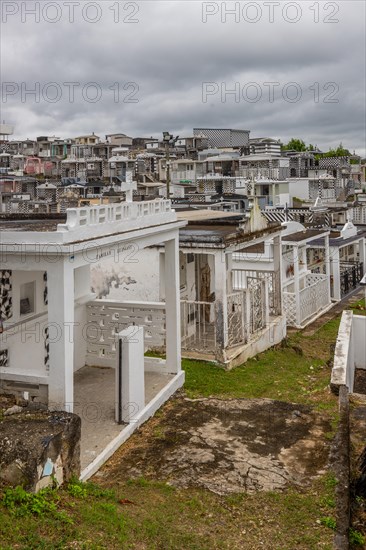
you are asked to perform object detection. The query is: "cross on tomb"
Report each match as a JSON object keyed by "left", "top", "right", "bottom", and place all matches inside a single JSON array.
[{"left": 120, "top": 171, "right": 137, "bottom": 202}]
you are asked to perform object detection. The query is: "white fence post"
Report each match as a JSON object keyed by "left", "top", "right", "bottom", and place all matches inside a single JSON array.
[{"left": 115, "top": 326, "right": 145, "bottom": 424}]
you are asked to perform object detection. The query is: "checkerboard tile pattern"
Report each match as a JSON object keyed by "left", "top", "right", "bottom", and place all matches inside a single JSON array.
[{"left": 0, "top": 270, "right": 13, "bottom": 320}]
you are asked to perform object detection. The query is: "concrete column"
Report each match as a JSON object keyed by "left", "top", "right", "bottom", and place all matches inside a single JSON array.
[
  {"left": 164, "top": 237, "right": 181, "bottom": 374},
  {"left": 226, "top": 253, "right": 233, "bottom": 294},
  {"left": 293, "top": 245, "right": 301, "bottom": 326},
  {"left": 116, "top": 326, "right": 145, "bottom": 424},
  {"left": 214, "top": 251, "right": 228, "bottom": 357},
  {"left": 359, "top": 238, "right": 365, "bottom": 271},
  {"left": 332, "top": 248, "right": 341, "bottom": 301},
  {"left": 244, "top": 287, "right": 251, "bottom": 340},
  {"left": 159, "top": 251, "right": 165, "bottom": 301},
  {"left": 264, "top": 279, "right": 270, "bottom": 326},
  {"left": 273, "top": 235, "right": 282, "bottom": 315},
  {"left": 324, "top": 235, "right": 331, "bottom": 303},
  {"left": 47, "top": 260, "right": 75, "bottom": 412}
]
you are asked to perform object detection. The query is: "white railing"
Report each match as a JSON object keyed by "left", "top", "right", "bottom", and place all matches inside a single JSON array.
[
  {"left": 248, "top": 279, "right": 267, "bottom": 334},
  {"left": 300, "top": 275, "right": 329, "bottom": 324},
  {"left": 352, "top": 207, "right": 366, "bottom": 225},
  {"left": 61, "top": 200, "right": 173, "bottom": 229},
  {"left": 227, "top": 291, "right": 247, "bottom": 347},
  {"left": 284, "top": 273, "right": 330, "bottom": 327},
  {"left": 181, "top": 284, "right": 267, "bottom": 354},
  {"left": 232, "top": 269, "right": 281, "bottom": 316},
  {"left": 86, "top": 300, "right": 166, "bottom": 367},
  {"left": 180, "top": 300, "right": 216, "bottom": 352}
]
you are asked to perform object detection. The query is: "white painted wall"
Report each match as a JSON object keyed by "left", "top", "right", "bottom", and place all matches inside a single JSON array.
[
  {"left": 91, "top": 248, "right": 160, "bottom": 302},
  {"left": 74, "top": 265, "right": 92, "bottom": 371},
  {"left": 0, "top": 316, "right": 48, "bottom": 380},
  {"left": 179, "top": 252, "right": 196, "bottom": 301},
  {"left": 0, "top": 270, "right": 48, "bottom": 379},
  {"left": 288, "top": 179, "right": 310, "bottom": 201},
  {"left": 11, "top": 270, "right": 47, "bottom": 324}
]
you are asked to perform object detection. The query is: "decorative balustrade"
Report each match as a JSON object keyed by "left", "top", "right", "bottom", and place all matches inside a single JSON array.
[
  {"left": 1, "top": 199, "right": 178, "bottom": 246},
  {"left": 59, "top": 200, "right": 173, "bottom": 231},
  {"left": 227, "top": 291, "right": 247, "bottom": 347},
  {"left": 86, "top": 300, "right": 166, "bottom": 367},
  {"left": 300, "top": 275, "right": 329, "bottom": 324},
  {"left": 87, "top": 284, "right": 271, "bottom": 365},
  {"left": 283, "top": 273, "right": 330, "bottom": 327},
  {"left": 232, "top": 269, "right": 281, "bottom": 316}
]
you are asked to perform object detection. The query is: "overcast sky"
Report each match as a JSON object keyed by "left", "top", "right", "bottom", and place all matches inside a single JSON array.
[{"left": 1, "top": 1, "right": 365, "bottom": 155}]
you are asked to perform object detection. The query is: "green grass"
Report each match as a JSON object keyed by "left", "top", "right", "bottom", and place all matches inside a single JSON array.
[
  {"left": 349, "top": 298, "right": 366, "bottom": 316},
  {"left": 0, "top": 475, "right": 336, "bottom": 550},
  {"left": 0, "top": 311, "right": 352, "bottom": 549},
  {"left": 183, "top": 317, "right": 340, "bottom": 415}
]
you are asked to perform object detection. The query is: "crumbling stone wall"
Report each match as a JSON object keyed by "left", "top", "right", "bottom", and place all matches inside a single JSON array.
[{"left": 0, "top": 396, "right": 81, "bottom": 492}]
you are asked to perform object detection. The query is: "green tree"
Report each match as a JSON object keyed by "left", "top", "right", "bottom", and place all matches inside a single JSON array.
[
  {"left": 282, "top": 138, "right": 307, "bottom": 152},
  {"left": 322, "top": 143, "right": 351, "bottom": 157}
]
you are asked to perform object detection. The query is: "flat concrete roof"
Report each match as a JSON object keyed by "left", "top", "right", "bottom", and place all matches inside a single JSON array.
[
  {"left": 176, "top": 209, "right": 243, "bottom": 222},
  {"left": 179, "top": 221, "right": 281, "bottom": 247},
  {"left": 282, "top": 229, "right": 328, "bottom": 244},
  {"left": 0, "top": 214, "right": 66, "bottom": 232},
  {"left": 312, "top": 230, "right": 366, "bottom": 248}
]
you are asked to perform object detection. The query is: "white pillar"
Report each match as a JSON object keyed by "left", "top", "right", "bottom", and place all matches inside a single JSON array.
[
  {"left": 332, "top": 248, "right": 341, "bottom": 301},
  {"left": 264, "top": 279, "right": 270, "bottom": 326},
  {"left": 116, "top": 326, "right": 145, "bottom": 424},
  {"left": 214, "top": 251, "right": 228, "bottom": 356},
  {"left": 159, "top": 252, "right": 165, "bottom": 301},
  {"left": 164, "top": 237, "right": 181, "bottom": 374},
  {"left": 227, "top": 253, "right": 233, "bottom": 294},
  {"left": 273, "top": 235, "right": 282, "bottom": 315},
  {"left": 293, "top": 245, "right": 300, "bottom": 326},
  {"left": 359, "top": 238, "right": 365, "bottom": 272},
  {"left": 324, "top": 235, "right": 331, "bottom": 303},
  {"left": 47, "top": 260, "right": 75, "bottom": 412}
]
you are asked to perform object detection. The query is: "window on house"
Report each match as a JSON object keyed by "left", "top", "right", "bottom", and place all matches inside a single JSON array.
[{"left": 20, "top": 281, "right": 35, "bottom": 316}]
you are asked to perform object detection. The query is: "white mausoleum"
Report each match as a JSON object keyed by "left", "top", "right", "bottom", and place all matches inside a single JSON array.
[{"left": 0, "top": 196, "right": 186, "bottom": 477}]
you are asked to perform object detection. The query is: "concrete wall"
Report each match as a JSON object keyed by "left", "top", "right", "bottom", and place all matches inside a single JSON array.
[
  {"left": 331, "top": 311, "right": 355, "bottom": 392},
  {"left": 1, "top": 270, "right": 48, "bottom": 380},
  {"left": 11, "top": 270, "right": 47, "bottom": 324},
  {"left": 179, "top": 252, "right": 196, "bottom": 301},
  {"left": 228, "top": 315, "right": 286, "bottom": 368},
  {"left": 288, "top": 179, "right": 310, "bottom": 201},
  {"left": 91, "top": 248, "right": 160, "bottom": 302},
  {"left": 0, "top": 316, "right": 48, "bottom": 380},
  {"left": 353, "top": 315, "right": 366, "bottom": 370}
]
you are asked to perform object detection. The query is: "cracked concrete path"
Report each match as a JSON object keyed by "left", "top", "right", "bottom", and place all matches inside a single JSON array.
[{"left": 96, "top": 397, "right": 331, "bottom": 495}]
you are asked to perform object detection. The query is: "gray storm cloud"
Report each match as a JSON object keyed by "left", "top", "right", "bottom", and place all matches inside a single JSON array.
[{"left": 1, "top": 0, "right": 365, "bottom": 154}]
